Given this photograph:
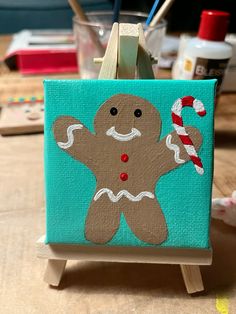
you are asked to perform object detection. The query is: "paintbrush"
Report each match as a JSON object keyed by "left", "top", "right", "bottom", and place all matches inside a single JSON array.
[
  {"left": 112, "top": 0, "right": 122, "bottom": 23},
  {"left": 146, "top": 0, "right": 161, "bottom": 26},
  {"left": 149, "top": 0, "right": 175, "bottom": 27},
  {"left": 68, "top": 0, "right": 105, "bottom": 55}
]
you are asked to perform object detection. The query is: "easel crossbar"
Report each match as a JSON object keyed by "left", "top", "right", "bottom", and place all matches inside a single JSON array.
[{"left": 37, "top": 236, "right": 212, "bottom": 265}]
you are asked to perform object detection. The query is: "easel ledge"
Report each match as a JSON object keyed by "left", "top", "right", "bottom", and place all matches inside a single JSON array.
[
  {"left": 37, "top": 235, "right": 212, "bottom": 294},
  {"left": 37, "top": 235, "right": 212, "bottom": 265}
]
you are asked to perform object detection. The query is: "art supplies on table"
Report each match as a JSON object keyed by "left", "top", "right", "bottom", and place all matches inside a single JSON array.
[
  {"left": 68, "top": 0, "right": 105, "bottom": 56},
  {"left": 4, "top": 30, "right": 78, "bottom": 75},
  {"left": 112, "top": 0, "right": 122, "bottom": 23},
  {"left": 179, "top": 11, "right": 232, "bottom": 96},
  {"left": 73, "top": 11, "right": 166, "bottom": 79},
  {"left": 0, "top": 96, "right": 44, "bottom": 135},
  {"left": 222, "top": 34, "right": 236, "bottom": 92},
  {"left": 159, "top": 35, "right": 180, "bottom": 68},
  {"left": 147, "top": 0, "right": 175, "bottom": 27},
  {"left": 146, "top": 0, "right": 161, "bottom": 26},
  {"left": 172, "top": 34, "right": 192, "bottom": 77},
  {"left": 144, "top": 0, "right": 175, "bottom": 70}
]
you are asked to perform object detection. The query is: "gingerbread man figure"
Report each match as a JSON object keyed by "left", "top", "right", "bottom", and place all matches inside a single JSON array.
[{"left": 53, "top": 94, "right": 202, "bottom": 245}]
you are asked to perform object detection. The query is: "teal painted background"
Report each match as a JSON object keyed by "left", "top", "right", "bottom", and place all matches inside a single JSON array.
[{"left": 44, "top": 79, "right": 216, "bottom": 248}]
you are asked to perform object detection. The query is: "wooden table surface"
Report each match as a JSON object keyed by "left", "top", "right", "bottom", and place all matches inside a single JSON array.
[{"left": 0, "top": 36, "right": 236, "bottom": 314}]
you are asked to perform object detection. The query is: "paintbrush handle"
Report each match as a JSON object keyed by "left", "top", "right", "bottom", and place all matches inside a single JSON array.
[
  {"left": 68, "top": 0, "right": 105, "bottom": 55},
  {"left": 150, "top": 0, "right": 175, "bottom": 27},
  {"left": 112, "top": 0, "right": 122, "bottom": 23},
  {"left": 68, "top": 0, "right": 89, "bottom": 21}
]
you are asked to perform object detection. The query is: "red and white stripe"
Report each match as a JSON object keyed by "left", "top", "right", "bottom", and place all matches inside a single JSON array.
[{"left": 171, "top": 96, "right": 206, "bottom": 175}]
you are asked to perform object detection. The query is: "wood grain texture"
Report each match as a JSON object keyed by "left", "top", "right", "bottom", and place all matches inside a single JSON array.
[
  {"left": 98, "top": 23, "right": 118, "bottom": 79},
  {"left": 0, "top": 36, "right": 236, "bottom": 313},
  {"left": 137, "top": 23, "right": 155, "bottom": 79},
  {"left": 180, "top": 265, "right": 204, "bottom": 293},
  {"left": 44, "top": 259, "right": 67, "bottom": 286},
  {"left": 117, "top": 23, "right": 139, "bottom": 79},
  {"left": 37, "top": 235, "right": 212, "bottom": 265}
]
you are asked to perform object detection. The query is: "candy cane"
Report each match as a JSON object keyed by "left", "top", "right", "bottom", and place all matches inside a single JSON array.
[{"left": 171, "top": 96, "right": 206, "bottom": 175}]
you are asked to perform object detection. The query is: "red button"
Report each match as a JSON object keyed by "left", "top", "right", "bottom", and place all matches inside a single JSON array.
[
  {"left": 120, "top": 173, "right": 128, "bottom": 181},
  {"left": 121, "top": 153, "right": 129, "bottom": 162}
]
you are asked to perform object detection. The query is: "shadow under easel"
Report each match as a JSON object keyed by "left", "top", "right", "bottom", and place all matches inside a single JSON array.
[
  {"left": 201, "top": 220, "right": 236, "bottom": 295},
  {"left": 48, "top": 219, "right": 236, "bottom": 298},
  {"left": 56, "top": 260, "right": 187, "bottom": 297}
]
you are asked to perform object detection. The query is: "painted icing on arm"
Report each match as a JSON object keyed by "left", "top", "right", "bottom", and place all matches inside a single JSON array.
[
  {"left": 53, "top": 115, "right": 97, "bottom": 169},
  {"left": 165, "top": 134, "right": 185, "bottom": 164},
  {"left": 156, "top": 126, "right": 202, "bottom": 177},
  {"left": 57, "top": 124, "right": 83, "bottom": 149}
]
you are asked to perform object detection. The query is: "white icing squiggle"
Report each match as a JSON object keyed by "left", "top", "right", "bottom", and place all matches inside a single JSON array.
[
  {"left": 94, "top": 188, "right": 155, "bottom": 202},
  {"left": 166, "top": 134, "right": 185, "bottom": 164},
  {"left": 57, "top": 123, "right": 83, "bottom": 149},
  {"left": 106, "top": 126, "right": 141, "bottom": 141}
]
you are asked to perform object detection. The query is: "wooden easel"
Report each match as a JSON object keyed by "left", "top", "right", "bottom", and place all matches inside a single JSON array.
[{"left": 37, "top": 23, "right": 212, "bottom": 294}]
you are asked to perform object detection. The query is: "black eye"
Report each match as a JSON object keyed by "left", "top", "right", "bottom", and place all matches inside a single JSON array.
[
  {"left": 110, "top": 107, "right": 118, "bottom": 116},
  {"left": 134, "top": 109, "right": 142, "bottom": 117}
]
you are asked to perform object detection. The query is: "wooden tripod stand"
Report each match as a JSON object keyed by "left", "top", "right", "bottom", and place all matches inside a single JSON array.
[{"left": 37, "top": 23, "right": 212, "bottom": 294}]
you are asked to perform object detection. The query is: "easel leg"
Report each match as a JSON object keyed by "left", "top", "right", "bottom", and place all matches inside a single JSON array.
[
  {"left": 44, "top": 259, "right": 67, "bottom": 286},
  {"left": 180, "top": 265, "right": 204, "bottom": 294}
]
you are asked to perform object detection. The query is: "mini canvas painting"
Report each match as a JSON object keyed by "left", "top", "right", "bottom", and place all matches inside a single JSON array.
[
  {"left": 0, "top": 97, "right": 44, "bottom": 135},
  {"left": 44, "top": 79, "right": 216, "bottom": 248}
]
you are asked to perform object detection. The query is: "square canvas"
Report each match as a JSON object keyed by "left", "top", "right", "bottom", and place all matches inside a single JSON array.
[{"left": 44, "top": 79, "right": 216, "bottom": 248}]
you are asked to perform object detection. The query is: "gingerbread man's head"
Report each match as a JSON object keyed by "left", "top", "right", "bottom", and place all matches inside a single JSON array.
[{"left": 94, "top": 94, "right": 161, "bottom": 142}]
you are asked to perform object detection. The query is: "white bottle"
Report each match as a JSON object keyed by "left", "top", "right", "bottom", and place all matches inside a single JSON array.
[
  {"left": 172, "top": 34, "right": 192, "bottom": 79},
  {"left": 222, "top": 34, "right": 236, "bottom": 91},
  {"left": 181, "top": 10, "right": 233, "bottom": 96}
]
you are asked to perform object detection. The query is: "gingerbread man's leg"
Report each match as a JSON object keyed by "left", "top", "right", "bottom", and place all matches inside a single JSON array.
[
  {"left": 122, "top": 198, "right": 168, "bottom": 245},
  {"left": 85, "top": 197, "right": 121, "bottom": 244}
]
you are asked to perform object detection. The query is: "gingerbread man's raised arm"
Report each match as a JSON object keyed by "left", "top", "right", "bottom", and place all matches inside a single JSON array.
[
  {"left": 156, "top": 126, "right": 203, "bottom": 177},
  {"left": 53, "top": 116, "right": 98, "bottom": 170}
]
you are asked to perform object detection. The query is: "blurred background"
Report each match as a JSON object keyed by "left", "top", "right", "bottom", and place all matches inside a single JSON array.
[{"left": 0, "top": 0, "right": 235, "bottom": 34}]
